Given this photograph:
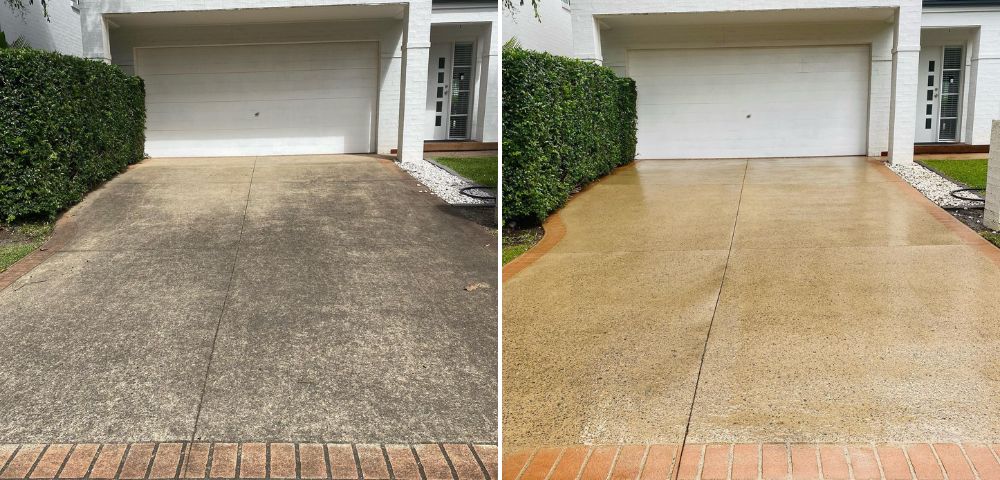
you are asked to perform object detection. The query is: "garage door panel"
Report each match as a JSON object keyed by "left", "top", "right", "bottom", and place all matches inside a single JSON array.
[
  {"left": 143, "top": 69, "right": 376, "bottom": 103},
  {"left": 630, "top": 46, "right": 869, "bottom": 159},
  {"left": 137, "top": 41, "right": 376, "bottom": 157},
  {"left": 137, "top": 43, "right": 376, "bottom": 75},
  {"left": 147, "top": 97, "right": 373, "bottom": 132}
]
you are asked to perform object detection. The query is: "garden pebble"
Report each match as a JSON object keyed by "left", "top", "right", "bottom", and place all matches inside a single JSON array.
[
  {"left": 888, "top": 162, "right": 983, "bottom": 208},
  {"left": 399, "top": 158, "right": 495, "bottom": 205}
]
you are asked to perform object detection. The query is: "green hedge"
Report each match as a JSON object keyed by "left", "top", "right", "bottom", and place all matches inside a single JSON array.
[
  {"left": 1, "top": 48, "right": 145, "bottom": 222},
  {"left": 502, "top": 46, "right": 637, "bottom": 225}
]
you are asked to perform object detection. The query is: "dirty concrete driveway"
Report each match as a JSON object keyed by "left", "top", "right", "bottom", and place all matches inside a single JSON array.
[
  {"left": 502, "top": 156, "right": 1000, "bottom": 452},
  {"left": 0, "top": 155, "right": 497, "bottom": 444}
]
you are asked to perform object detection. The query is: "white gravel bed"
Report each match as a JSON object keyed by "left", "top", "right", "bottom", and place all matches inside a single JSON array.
[
  {"left": 399, "top": 158, "right": 495, "bottom": 206},
  {"left": 888, "top": 161, "right": 983, "bottom": 209}
]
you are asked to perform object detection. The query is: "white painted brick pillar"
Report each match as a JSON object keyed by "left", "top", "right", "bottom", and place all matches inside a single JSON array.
[
  {"left": 78, "top": 4, "right": 111, "bottom": 63},
  {"left": 571, "top": 0, "right": 602, "bottom": 64},
  {"left": 984, "top": 121, "right": 1000, "bottom": 230},
  {"left": 476, "top": 18, "right": 499, "bottom": 143},
  {"left": 397, "top": 0, "right": 432, "bottom": 164},
  {"left": 888, "top": 4, "right": 921, "bottom": 166}
]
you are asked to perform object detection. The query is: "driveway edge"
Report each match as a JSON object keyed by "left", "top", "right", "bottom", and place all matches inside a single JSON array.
[{"left": 0, "top": 213, "right": 77, "bottom": 293}]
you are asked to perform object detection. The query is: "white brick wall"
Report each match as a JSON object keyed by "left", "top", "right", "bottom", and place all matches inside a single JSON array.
[
  {"left": 0, "top": 0, "right": 82, "bottom": 55},
  {"left": 502, "top": 0, "right": 572, "bottom": 55},
  {"left": 984, "top": 120, "right": 1000, "bottom": 229}
]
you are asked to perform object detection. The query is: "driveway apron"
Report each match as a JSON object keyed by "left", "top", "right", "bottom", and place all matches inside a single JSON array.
[
  {"left": 0, "top": 155, "right": 497, "bottom": 445},
  {"left": 502, "top": 156, "right": 1000, "bottom": 452}
]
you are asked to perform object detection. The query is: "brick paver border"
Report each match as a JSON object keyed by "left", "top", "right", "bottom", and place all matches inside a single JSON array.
[
  {"left": 0, "top": 442, "right": 496, "bottom": 480},
  {"left": 504, "top": 443, "right": 1000, "bottom": 480}
]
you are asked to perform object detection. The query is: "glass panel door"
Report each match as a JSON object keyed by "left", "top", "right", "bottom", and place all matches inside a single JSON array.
[
  {"left": 448, "top": 42, "right": 474, "bottom": 140},
  {"left": 938, "top": 46, "right": 963, "bottom": 142}
]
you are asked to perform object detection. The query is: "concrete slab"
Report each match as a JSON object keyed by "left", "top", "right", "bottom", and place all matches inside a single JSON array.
[
  {"left": 688, "top": 244, "right": 1000, "bottom": 443},
  {"left": 0, "top": 155, "right": 497, "bottom": 444},
  {"left": 0, "top": 249, "right": 231, "bottom": 442},
  {"left": 503, "top": 250, "right": 728, "bottom": 450},
  {"left": 552, "top": 182, "right": 743, "bottom": 253},
  {"left": 503, "top": 155, "right": 1000, "bottom": 451}
]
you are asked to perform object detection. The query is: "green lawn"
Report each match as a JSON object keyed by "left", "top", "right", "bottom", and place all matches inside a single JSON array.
[
  {"left": 920, "top": 158, "right": 988, "bottom": 189},
  {"left": 502, "top": 228, "right": 543, "bottom": 265},
  {"left": 0, "top": 221, "right": 53, "bottom": 273},
  {"left": 434, "top": 156, "right": 498, "bottom": 187}
]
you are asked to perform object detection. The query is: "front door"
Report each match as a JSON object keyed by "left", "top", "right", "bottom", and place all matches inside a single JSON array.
[
  {"left": 426, "top": 44, "right": 452, "bottom": 140},
  {"left": 915, "top": 46, "right": 964, "bottom": 143},
  {"left": 425, "top": 42, "right": 476, "bottom": 141}
]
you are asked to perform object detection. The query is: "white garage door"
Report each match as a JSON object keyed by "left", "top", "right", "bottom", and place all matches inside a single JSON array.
[
  {"left": 628, "top": 45, "right": 870, "bottom": 159},
  {"left": 136, "top": 42, "right": 377, "bottom": 157}
]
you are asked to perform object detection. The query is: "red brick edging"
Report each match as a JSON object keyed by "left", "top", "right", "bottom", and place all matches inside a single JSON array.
[
  {"left": 0, "top": 213, "right": 76, "bottom": 293},
  {"left": 504, "top": 443, "right": 1000, "bottom": 480},
  {"left": 0, "top": 442, "right": 496, "bottom": 479}
]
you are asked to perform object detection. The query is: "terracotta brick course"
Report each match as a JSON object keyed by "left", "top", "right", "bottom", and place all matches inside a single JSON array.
[
  {"left": 0, "top": 442, "right": 495, "bottom": 479},
  {"left": 505, "top": 442, "right": 1000, "bottom": 480}
]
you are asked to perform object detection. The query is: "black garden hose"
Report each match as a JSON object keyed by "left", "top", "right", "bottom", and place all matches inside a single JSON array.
[
  {"left": 460, "top": 185, "right": 497, "bottom": 200},
  {"left": 950, "top": 187, "right": 986, "bottom": 203}
]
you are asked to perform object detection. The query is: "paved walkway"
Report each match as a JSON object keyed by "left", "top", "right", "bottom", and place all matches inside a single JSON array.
[
  {"left": 502, "top": 157, "right": 1000, "bottom": 474},
  {"left": 0, "top": 155, "right": 497, "bottom": 450}
]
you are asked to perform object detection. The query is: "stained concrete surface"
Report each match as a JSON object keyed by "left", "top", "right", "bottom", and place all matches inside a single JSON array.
[
  {"left": 0, "top": 155, "right": 497, "bottom": 444},
  {"left": 502, "top": 156, "right": 1000, "bottom": 452}
]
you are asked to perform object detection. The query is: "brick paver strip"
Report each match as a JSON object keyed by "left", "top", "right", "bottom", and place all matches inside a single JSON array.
[
  {"left": 29, "top": 444, "right": 71, "bottom": 479},
  {"left": 325, "top": 444, "right": 358, "bottom": 480},
  {"left": 700, "top": 444, "right": 728, "bottom": 480},
  {"left": 118, "top": 443, "right": 154, "bottom": 480},
  {"left": 297, "top": 443, "right": 327, "bottom": 480},
  {"left": 1, "top": 444, "right": 44, "bottom": 479},
  {"left": 964, "top": 443, "right": 1000, "bottom": 479},
  {"left": 415, "top": 444, "right": 453, "bottom": 480},
  {"left": 848, "top": 446, "right": 882, "bottom": 480},
  {"left": 505, "top": 442, "right": 1000, "bottom": 480},
  {"left": 384, "top": 445, "right": 421, "bottom": 480},
  {"left": 819, "top": 445, "right": 850, "bottom": 480},
  {"left": 609, "top": 444, "right": 645, "bottom": 480},
  {"left": 579, "top": 445, "right": 619, "bottom": 480},
  {"left": 58, "top": 444, "right": 98, "bottom": 479},
  {"left": 355, "top": 444, "right": 389, "bottom": 480},
  {"left": 475, "top": 445, "right": 498, "bottom": 480},
  {"left": 146, "top": 443, "right": 181, "bottom": 480},
  {"left": 180, "top": 443, "right": 209, "bottom": 479},
  {"left": 730, "top": 444, "right": 757, "bottom": 480},
  {"left": 239, "top": 443, "right": 267, "bottom": 480},
  {"left": 906, "top": 444, "right": 943, "bottom": 480},
  {"left": 0, "top": 442, "right": 495, "bottom": 479},
  {"left": 639, "top": 445, "right": 676, "bottom": 480},
  {"left": 519, "top": 447, "right": 559, "bottom": 480},
  {"left": 791, "top": 444, "right": 819, "bottom": 480},
  {"left": 268, "top": 443, "right": 296, "bottom": 479},
  {"left": 877, "top": 446, "right": 912, "bottom": 480},
  {"left": 444, "top": 444, "right": 487, "bottom": 480},
  {"left": 89, "top": 444, "right": 127, "bottom": 479},
  {"left": 209, "top": 443, "right": 237, "bottom": 479},
  {"left": 933, "top": 443, "right": 975, "bottom": 480},
  {"left": 676, "top": 444, "right": 702, "bottom": 480},
  {"left": 546, "top": 447, "right": 586, "bottom": 480},
  {"left": 501, "top": 449, "right": 532, "bottom": 480},
  {"left": 762, "top": 444, "right": 789, "bottom": 480}
]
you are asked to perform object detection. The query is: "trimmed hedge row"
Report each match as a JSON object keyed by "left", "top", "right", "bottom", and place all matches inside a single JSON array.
[
  {"left": 502, "top": 46, "right": 637, "bottom": 225},
  {"left": 1, "top": 48, "right": 145, "bottom": 222}
]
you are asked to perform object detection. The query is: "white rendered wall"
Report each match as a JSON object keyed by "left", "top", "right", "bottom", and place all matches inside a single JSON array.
[
  {"left": 502, "top": 0, "right": 572, "bottom": 55},
  {"left": 0, "top": 0, "right": 82, "bottom": 55}
]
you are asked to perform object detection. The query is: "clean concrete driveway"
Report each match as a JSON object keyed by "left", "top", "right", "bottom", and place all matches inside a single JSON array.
[
  {"left": 0, "top": 155, "right": 497, "bottom": 444},
  {"left": 503, "top": 157, "right": 1000, "bottom": 451}
]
